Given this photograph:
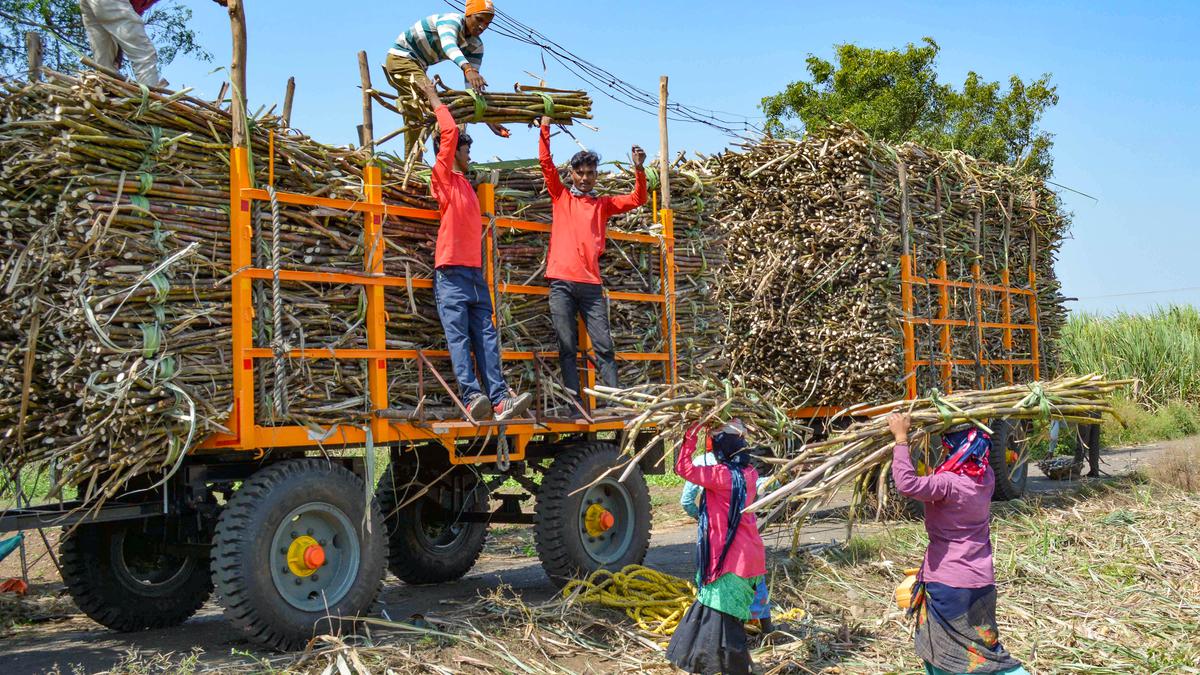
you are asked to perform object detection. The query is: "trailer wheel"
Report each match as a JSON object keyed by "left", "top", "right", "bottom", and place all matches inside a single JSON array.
[
  {"left": 60, "top": 518, "right": 212, "bottom": 632},
  {"left": 211, "top": 459, "right": 386, "bottom": 651},
  {"left": 990, "top": 419, "right": 1029, "bottom": 500},
  {"left": 377, "top": 461, "right": 488, "bottom": 584},
  {"left": 534, "top": 441, "right": 651, "bottom": 586}
]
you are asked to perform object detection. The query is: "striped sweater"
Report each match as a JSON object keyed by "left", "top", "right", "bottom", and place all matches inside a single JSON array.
[{"left": 389, "top": 13, "right": 484, "bottom": 71}]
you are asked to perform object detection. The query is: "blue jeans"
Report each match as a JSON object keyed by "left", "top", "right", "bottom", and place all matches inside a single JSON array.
[{"left": 434, "top": 266, "right": 509, "bottom": 406}]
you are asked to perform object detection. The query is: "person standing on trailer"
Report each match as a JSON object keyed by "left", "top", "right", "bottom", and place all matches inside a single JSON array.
[
  {"left": 667, "top": 419, "right": 767, "bottom": 675},
  {"left": 888, "top": 413, "right": 1029, "bottom": 675},
  {"left": 79, "top": 0, "right": 227, "bottom": 88},
  {"left": 417, "top": 80, "right": 531, "bottom": 422},
  {"left": 384, "top": 0, "right": 508, "bottom": 156},
  {"left": 538, "top": 115, "right": 646, "bottom": 415}
]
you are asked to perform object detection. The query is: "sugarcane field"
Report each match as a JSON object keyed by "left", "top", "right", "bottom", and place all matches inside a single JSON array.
[{"left": 3, "top": 1, "right": 1200, "bottom": 673}]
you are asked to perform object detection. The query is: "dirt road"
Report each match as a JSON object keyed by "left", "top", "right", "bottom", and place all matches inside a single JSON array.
[{"left": 0, "top": 441, "right": 1174, "bottom": 673}]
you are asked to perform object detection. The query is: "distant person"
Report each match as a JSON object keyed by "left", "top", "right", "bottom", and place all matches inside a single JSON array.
[
  {"left": 416, "top": 80, "right": 530, "bottom": 421},
  {"left": 538, "top": 114, "right": 646, "bottom": 416},
  {"left": 667, "top": 420, "right": 767, "bottom": 675},
  {"left": 79, "top": 0, "right": 226, "bottom": 88},
  {"left": 383, "top": 0, "right": 508, "bottom": 156},
  {"left": 889, "top": 413, "right": 1029, "bottom": 675}
]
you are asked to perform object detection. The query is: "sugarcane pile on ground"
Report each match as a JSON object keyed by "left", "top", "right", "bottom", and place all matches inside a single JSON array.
[
  {"left": 704, "top": 123, "right": 1069, "bottom": 407},
  {"left": 746, "top": 374, "right": 1126, "bottom": 527},
  {"left": 0, "top": 69, "right": 609, "bottom": 498}
]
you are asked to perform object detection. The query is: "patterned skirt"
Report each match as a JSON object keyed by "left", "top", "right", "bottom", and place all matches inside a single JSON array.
[{"left": 913, "top": 582, "right": 1024, "bottom": 674}]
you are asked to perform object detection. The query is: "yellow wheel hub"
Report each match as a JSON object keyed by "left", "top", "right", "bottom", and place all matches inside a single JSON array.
[
  {"left": 286, "top": 535, "right": 325, "bottom": 577},
  {"left": 584, "top": 503, "right": 615, "bottom": 537}
]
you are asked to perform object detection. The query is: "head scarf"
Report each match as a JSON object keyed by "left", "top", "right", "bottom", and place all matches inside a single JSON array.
[
  {"left": 696, "top": 420, "right": 752, "bottom": 585},
  {"left": 465, "top": 0, "right": 495, "bottom": 16},
  {"left": 936, "top": 426, "right": 992, "bottom": 480}
]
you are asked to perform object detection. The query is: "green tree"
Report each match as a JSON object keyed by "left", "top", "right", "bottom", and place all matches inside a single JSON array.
[
  {"left": 0, "top": 0, "right": 212, "bottom": 79},
  {"left": 761, "top": 38, "right": 1059, "bottom": 176}
]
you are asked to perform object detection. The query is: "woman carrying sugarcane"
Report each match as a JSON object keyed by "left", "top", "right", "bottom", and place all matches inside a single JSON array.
[
  {"left": 888, "top": 413, "right": 1029, "bottom": 675},
  {"left": 666, "top": 419, "right": 767, "bottom": 675}
]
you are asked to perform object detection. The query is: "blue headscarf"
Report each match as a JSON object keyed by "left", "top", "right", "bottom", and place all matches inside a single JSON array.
[
  {"left": 937, "top": 426, "right": 991, "bottom": 480},
  {"left": 695, "top": 429, "right": 751, "bottom": 586}
]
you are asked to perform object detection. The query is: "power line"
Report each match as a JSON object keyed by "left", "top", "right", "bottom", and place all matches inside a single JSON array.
[
  {"left": 439, "top": 1, "right": 764, "bottom": 137},
  {"left": 1069, "top": 286, "right": 1200, "bottom": 301}
]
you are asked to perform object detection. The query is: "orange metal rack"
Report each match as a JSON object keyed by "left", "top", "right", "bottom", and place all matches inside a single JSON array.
[{"left": 196, "top": 147, "right": 678, "bottom": 464}]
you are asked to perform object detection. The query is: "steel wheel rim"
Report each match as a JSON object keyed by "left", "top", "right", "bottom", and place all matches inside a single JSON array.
[
  {"left": 270, "top": 502, "right": 361, "bottom": 611},
  {"left": 577, "top": 478, "right": 635, "bottom": 564},
  {"left": 413, "top": 493, "right": 470, "bottom": 551},
  {"left": 1007, "top": 425, "right": 1029, "bottom": 486},
  {"left": 111, "top": 529, "right": 195, "bottom": 595}
]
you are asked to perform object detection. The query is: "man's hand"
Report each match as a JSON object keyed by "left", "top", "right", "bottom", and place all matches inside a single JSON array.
[
  {"left": 417, "top": 79, "right": 442, "bottom": 109},
  {"left": 887, "top": 412, "right": 912, "bottom": 444},
  {"left": 684, "top": 422, "right": 703, "bottom": 445},
  {"left": 631, "top": 145, "right": 647, "bottom": 169},
  {"left": 463, "top": 65, "right": 487, "bottom": 91},
  {"left": 487, "top": 122, "right": 510, "bottom": 138},
  {"left": 540, "top": 115, "right": 553, "bottom": 128}
]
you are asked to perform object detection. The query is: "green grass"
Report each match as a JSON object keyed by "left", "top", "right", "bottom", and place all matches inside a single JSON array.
[
  {"left": 1060, "top": 305, "right": 1200, "bottom": 408},
  {"left": 1058, "top": 305, "right": 1200, "bottom": 448}
]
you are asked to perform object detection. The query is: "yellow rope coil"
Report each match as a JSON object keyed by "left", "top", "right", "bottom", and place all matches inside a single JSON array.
[
  {"left": 563, "top": 564, "right": 808, "bottom": 637},
  {"left": 562, "top": 564, "right": 695, "bottom": 635}
]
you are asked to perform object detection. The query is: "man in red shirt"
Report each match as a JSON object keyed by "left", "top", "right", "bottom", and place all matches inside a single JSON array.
[
  {"left": 419, "top": 81, "right": 531, "bottom": 421},
  {"left": 538, "top": 115, "right": 647, "bottom": 413}
]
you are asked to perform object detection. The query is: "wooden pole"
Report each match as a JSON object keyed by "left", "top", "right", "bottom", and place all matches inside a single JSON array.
[
  {"left": 281, "top": 76, "right": 295, "bottom": 127},
  {"left": 658, "top": 75, "right": 671, "bottom": 210},
  {"left": 227, "top": 0, "right": 248, "bottom": 148},
  {"left": 25, "top": 31, "right": 42, "bottom": 82},
  {"left": 358, "top": 52, "right": 374, "bottom": 153}
]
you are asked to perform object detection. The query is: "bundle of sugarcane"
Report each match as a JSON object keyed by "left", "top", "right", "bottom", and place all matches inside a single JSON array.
[
  {"left": 702, "top": 124, "right": 1069, "bottom": 408},
  {"left": 585, "top": 379, "right": 812, "bottom": 476},
  {"left": 745, "top": 375, "right": 1126, "bottom": 526},
  {"left": 437, "top": 85, "right": 591, "bottom": 126}
]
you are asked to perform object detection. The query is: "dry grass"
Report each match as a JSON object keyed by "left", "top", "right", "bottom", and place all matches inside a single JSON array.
[
  {"left": 60, "top": 466, "right": 1200, "bottom": 674},
  {"left": 1144, "top": 439, "right": 1200, "bottom": 493}
]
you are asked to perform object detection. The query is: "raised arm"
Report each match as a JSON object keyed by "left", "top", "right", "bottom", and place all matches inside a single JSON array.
[
  {"left": 538, "top": 117, "right": 565, "bottom": 199},
  {"left": 887, "top": 413, "right": 959, "bottom": 503},
  {"left": 675, "top": 425, "right": 732, "bottom": 490},
  {"left": 419, "top": 81, "right": 457, "bottom": 199},
  {"left": 605, "top": 146, "right": 648, "bottom": 215}
]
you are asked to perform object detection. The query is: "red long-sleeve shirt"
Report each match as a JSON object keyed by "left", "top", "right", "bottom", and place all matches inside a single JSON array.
[
  {"left": 675, "top": 432, "right": 767, "bottom": 582},
  {"left": 431, "top": 105, "right": 482, "bottom": 269},
  {"left": 539, "top": 125, "right": 646, "bottom": 285}
]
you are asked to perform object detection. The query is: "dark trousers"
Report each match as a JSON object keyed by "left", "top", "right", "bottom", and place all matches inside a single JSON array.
[
  {"left": 548, "top": 280, "right": 618, "bottom": 403},
  {"left": 1073, "top": 412, "right": 1102, "bottom": 476},
  {"left": 434, "top": 266, "right": 509, "bottom": 406}
]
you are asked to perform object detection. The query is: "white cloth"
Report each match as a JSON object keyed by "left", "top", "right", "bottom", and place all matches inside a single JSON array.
[{"left": 79, "top": 0, "right": 162, "bottom": 86}]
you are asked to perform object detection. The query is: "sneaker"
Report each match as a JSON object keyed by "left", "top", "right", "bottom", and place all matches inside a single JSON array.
[
  {"left": 466, "top": 395, "right": 493, "bottom": 421},
  {"left": 494, "top": 392, "right": 533, "bottom": 421}
]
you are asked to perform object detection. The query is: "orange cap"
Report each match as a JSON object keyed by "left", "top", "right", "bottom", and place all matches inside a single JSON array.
[{"left": 465, "top": 0, "right": 494, "bottom": 16}]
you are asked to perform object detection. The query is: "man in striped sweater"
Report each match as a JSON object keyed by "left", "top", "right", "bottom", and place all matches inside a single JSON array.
[{"left": 384, "top": 0, "right": 508, "bottom": 156}]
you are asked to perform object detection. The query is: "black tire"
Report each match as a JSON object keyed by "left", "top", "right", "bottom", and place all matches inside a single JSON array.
[
  {"left": 990, "top": 419, "right": 1029, "bottom": 500},
  {"left": 60, "top": 518, "right": 212, "bottom": 632},
  {"left": 534, "top": 441, "right": 651, "bottom": 586},
  {"left": 211, "top": 459, "right": 386, "bottom": 651},
  {"left": 377, "top": 460, "right": 488, "bottom": 584}
]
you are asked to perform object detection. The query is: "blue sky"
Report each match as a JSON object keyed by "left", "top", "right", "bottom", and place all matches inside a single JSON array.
[{"left": 160, "top": 0, "right": 1199, "bottom": 315}]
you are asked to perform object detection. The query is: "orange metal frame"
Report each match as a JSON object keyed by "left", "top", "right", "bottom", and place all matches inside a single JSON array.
[
  {"left": 898, "top": 253, "right": 1041, "bottom": 400},
  {"left": 196, "top": 147, "right": 678, "bottom": 464}
]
